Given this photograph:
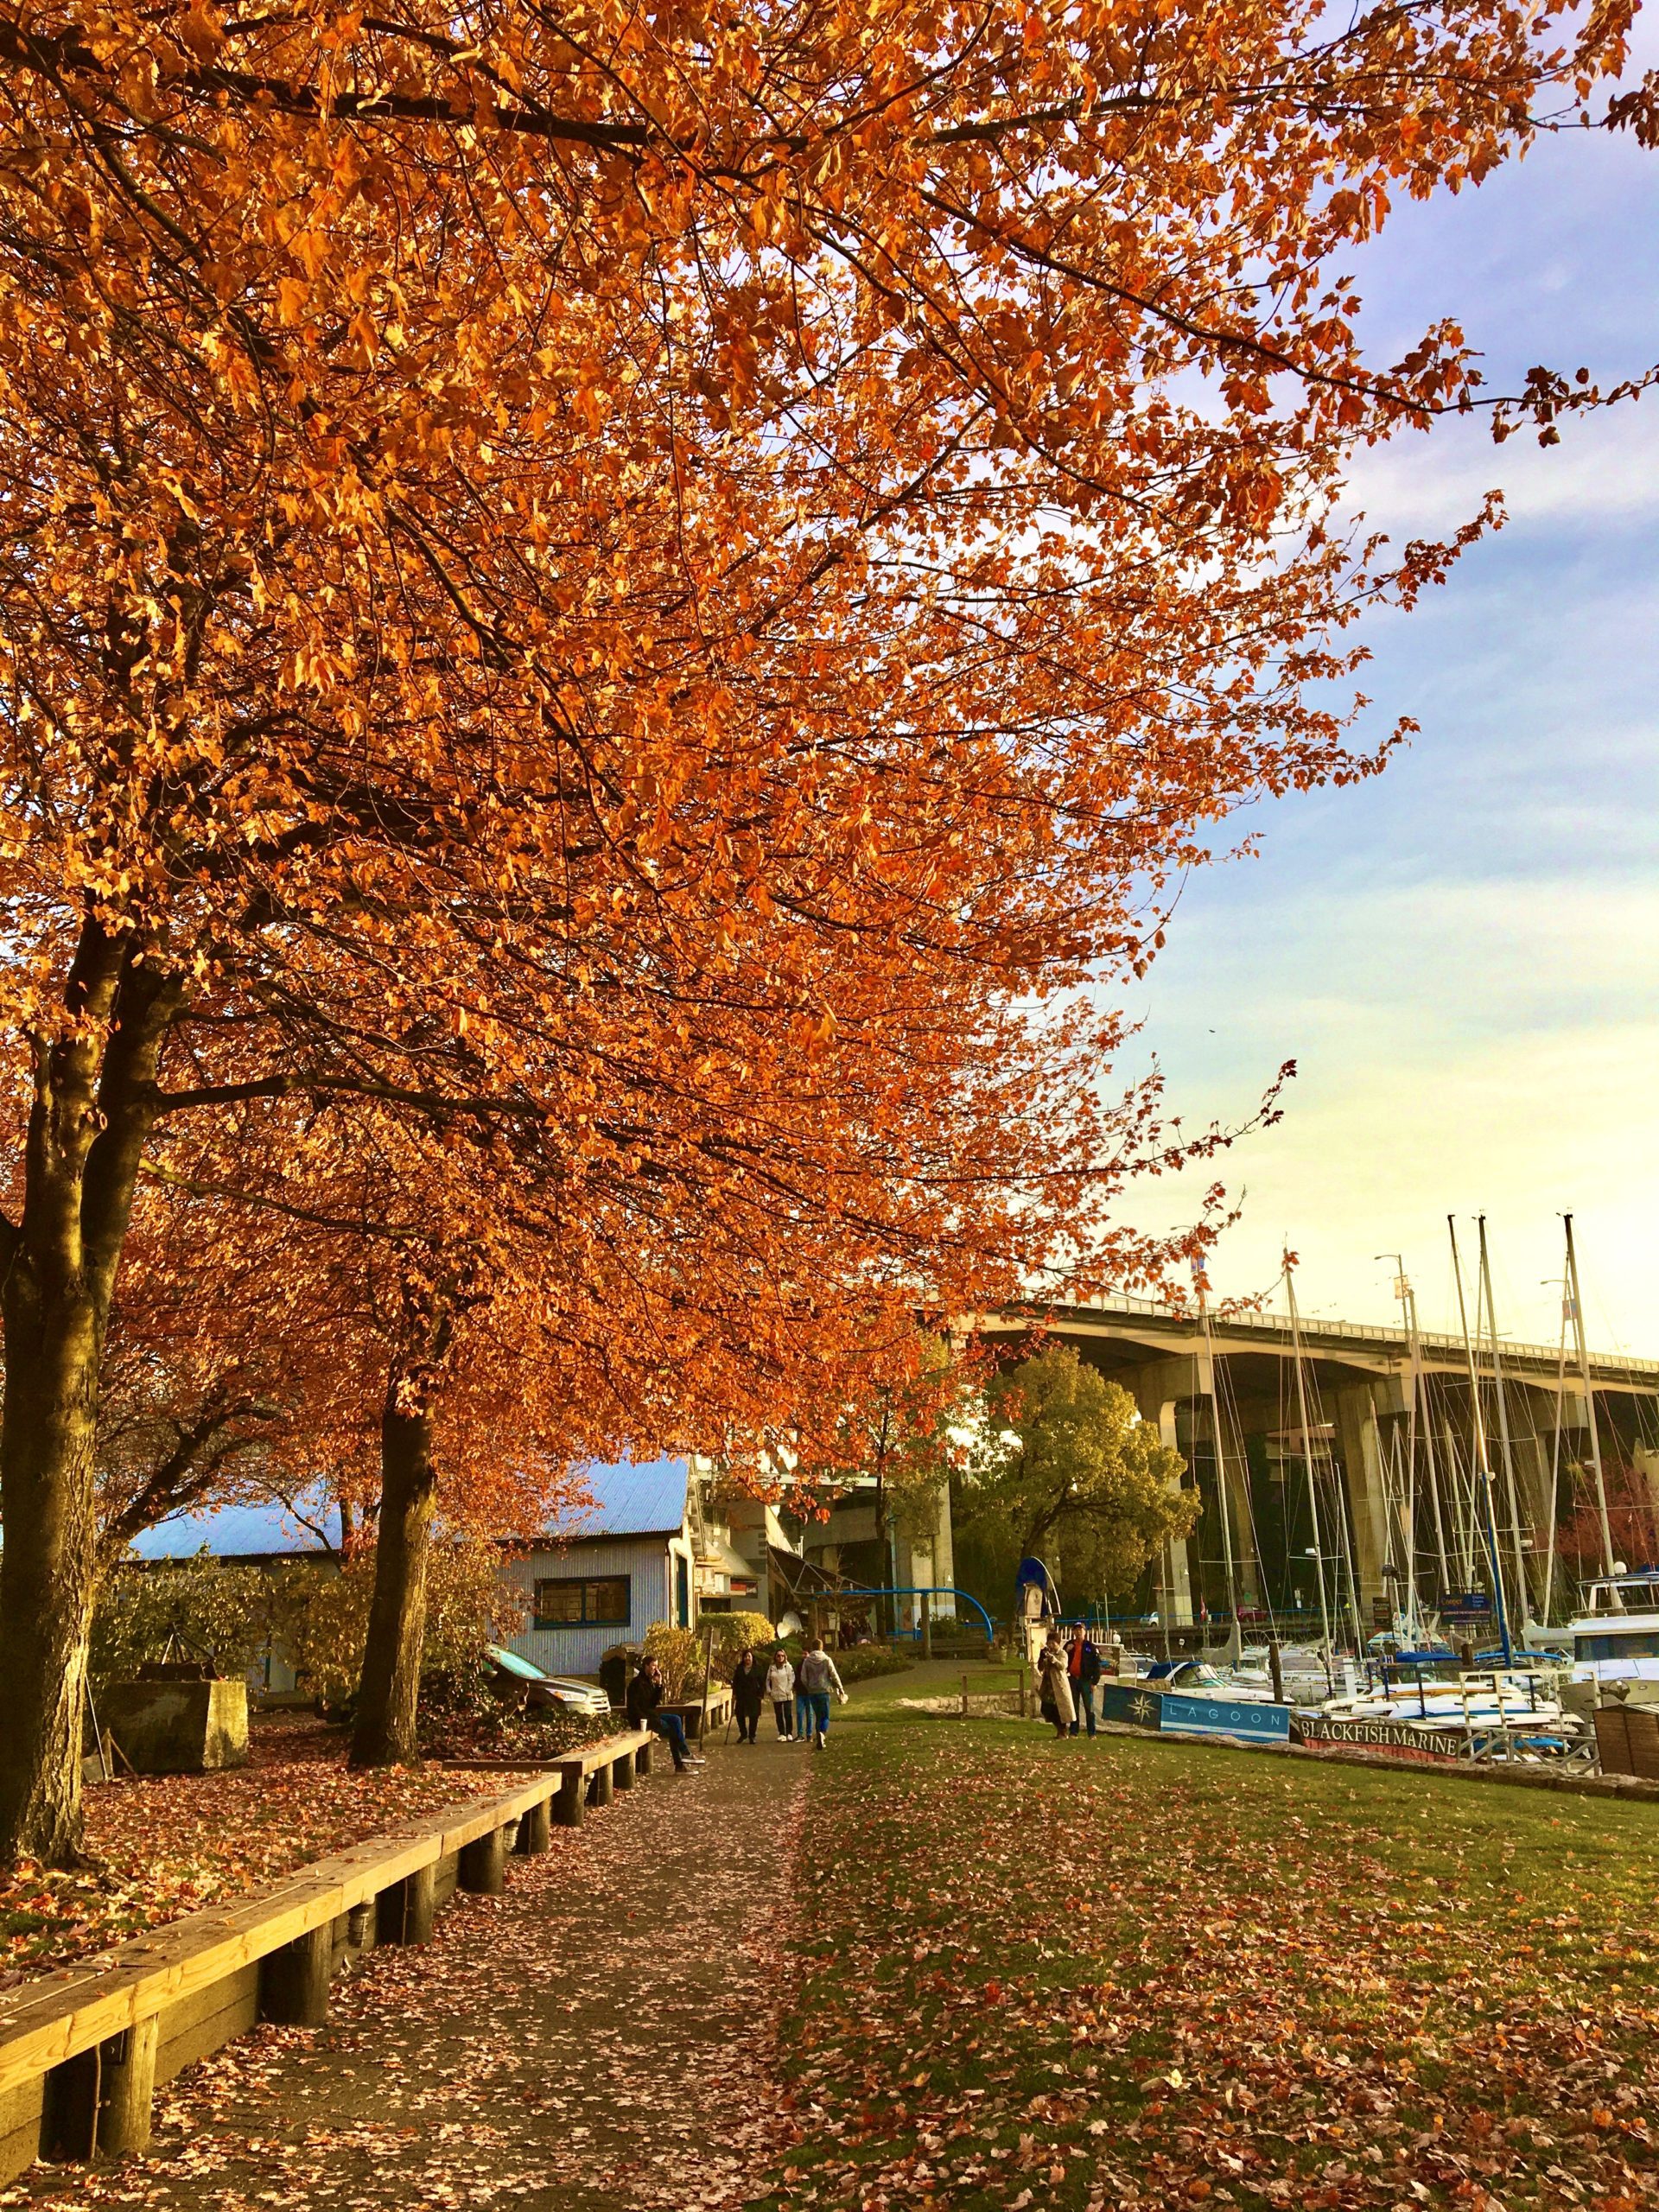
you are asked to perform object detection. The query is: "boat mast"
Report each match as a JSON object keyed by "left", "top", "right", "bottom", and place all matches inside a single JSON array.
[
  {"left": 1478, "top": 1217, "right": 1532, "bottom": 1627},
  {"left": 1284, "top": 1253, "right": 1335, "bottom": 1665},
  {"left": 1449, "top": 1216, "right": 1512, "bottom": 1666},
  {"left": 1563, "top": 1213, "right": 1617, "bottom": 1582},
  {"left": 1380, "top": 1254, "right": 1427, "bottom": 1642},
  {"left": 1196, "top": 1268, "right": 1243, "bottom": 1665},
  {"left": 1410, "top": 1288, "right": 1453, "bottom": 1605},
  {"left": 1541, "top": 1275, "right": 1570, "bottom": 1626}
]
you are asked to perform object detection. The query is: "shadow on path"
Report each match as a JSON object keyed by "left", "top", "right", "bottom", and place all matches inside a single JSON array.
[{"left": 3, "top": 1732, "right": 806, "bottom": 2212}]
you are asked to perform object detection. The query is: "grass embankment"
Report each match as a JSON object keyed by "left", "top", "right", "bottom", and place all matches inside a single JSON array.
[{"left": 756, "top": 1664, "right": 1659, "bottom": 2212}]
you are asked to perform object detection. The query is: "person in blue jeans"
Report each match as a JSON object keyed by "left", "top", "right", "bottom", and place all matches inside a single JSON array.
[
  {"left": 626, "top": 1656, "right": 705, "bottom": 1774},
  {"left": 796, "top": 1639, "right": 846, "bottom": 1750}
]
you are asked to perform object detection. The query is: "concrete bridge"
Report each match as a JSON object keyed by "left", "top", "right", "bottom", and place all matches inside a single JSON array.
[{"left": 977, "top": 1297, "right": 1659, "bottom": 1631}]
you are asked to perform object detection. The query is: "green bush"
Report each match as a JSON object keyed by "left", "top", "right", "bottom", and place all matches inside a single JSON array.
[
  {"left": 267, "top": 1537, "right": 519, "bottom": 1713},
  {"left": 91, "top": 1554, "right": 274, "bottom": 1687},
  {"left": 639, "top": 1623, "right": 701, "bottom": 1699},
  {"left": 831, "top": 1645, "right": 914, "bottom": 1683},
  {"left": 639, "top": 1612, "right": 778, "bottom": 1697}
]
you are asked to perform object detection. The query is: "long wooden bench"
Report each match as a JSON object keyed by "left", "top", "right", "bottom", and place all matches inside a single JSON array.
[
  {"left": 0, "top": 1728, "right": 651, "bottom": 2181},
  {"left": 661, "top": 1681, "right": 734, "bottom": 1739}
]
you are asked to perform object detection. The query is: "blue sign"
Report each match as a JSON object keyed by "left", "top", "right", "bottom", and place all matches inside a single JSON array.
[
  {"left": 1096, "top": 1681, "right": 1291, "bottom": 1744},
  {"left": 1099, "top": 1682, "right": 1164, "bottom": 1729},
  {"left": 1161, "top": 1693, "right": 1290, "bottom": 1745}
]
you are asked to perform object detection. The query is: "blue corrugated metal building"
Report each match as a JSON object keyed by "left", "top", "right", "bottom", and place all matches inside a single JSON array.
[
  {"left": 124, "top": 1462, "right": 702, "bottom": 1683},
  {"left": 500, "top": 1458, "right": 698, "bottom": 1678}
]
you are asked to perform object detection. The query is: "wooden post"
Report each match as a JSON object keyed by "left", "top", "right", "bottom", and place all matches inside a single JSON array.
[
  {"left": 636, "top": 1735, "right": 653, "bottom": 1777},
  {"left": 613, "top": 1749, "right": 635, "bottom": 1791},
  {"left": 381, "top": 1864, "right": 435, "bottom": 1942},
  {"left": 516, "top": 1796, "right": 552, "bottom": 1854},
  {"left": 1268, "top": 1639, "right": 1284, "bottom": 1704},
  {"left": 961, "top": 1672, "right": 969, "bottom": 1718},
  {"left": 556, "top": 1765, "right": 585, "bottom": 1827},
  {"left": 98, "top": 2016, "right": 160, "bottom": 2157},
  {"left": 696, "top": 1621, "right": 715, "bottom": 1746},
  {"left": 591, "top": 1760, "right": 614, "bottom": 1808},
  {"left": 259, "top": 1923, "right": 332, "bottom": 2026},
  {"left": 458, "top": 1827, "right": 506, "bottom": 1896}
]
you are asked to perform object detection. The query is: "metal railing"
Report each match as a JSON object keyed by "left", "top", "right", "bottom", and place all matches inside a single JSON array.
[{"left": 1030, "top": 1292, "right": 1659, "bottom": 1383}]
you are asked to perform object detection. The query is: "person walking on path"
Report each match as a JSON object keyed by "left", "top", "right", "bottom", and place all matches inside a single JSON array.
[
  {"left": 1037, "top": 1630, "right": 1076, "bottom": 1739},
  {"left": 1068, "top": 1626, "right": 1102, "bottom": 1738},
  {"left": 765, "top": 1649, "right": 796, "bottom": 1738},
  {"left": 626, "top": 1656, "right": 704, "bottom": 1774},
  {"left": 796, "top": 1639, "right": 846, "bottom": 1750},
  {"left": 731, "top": 1649, "right": 766, "bottom": 1743}
]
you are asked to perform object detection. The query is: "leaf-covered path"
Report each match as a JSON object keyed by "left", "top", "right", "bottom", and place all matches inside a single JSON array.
[{"left": 3, "top": 1730, "right": 805, "bottom": 2212}]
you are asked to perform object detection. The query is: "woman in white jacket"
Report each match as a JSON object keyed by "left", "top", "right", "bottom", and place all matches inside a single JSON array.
[{"left": 765, "top": 1649, "right": 796, "bottom": 1738}]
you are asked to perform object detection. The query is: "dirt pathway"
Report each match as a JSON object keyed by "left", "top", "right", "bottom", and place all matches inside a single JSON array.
[{"left": 3, "top": 1731, "right": 806, "bottom": 2212}]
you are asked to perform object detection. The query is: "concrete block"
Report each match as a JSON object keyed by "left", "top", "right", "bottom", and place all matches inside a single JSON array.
[{"left": 99, "top": 1680, "right": 249, "bottom": 1774}]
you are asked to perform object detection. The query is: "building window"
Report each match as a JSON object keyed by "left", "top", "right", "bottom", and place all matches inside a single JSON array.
[{"left": 533, "top": 1575, "right": 631, "bottom": 1630}]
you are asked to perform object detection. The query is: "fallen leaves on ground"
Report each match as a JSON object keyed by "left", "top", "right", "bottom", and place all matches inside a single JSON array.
[
  {"left": 1, "top": 1733, "right": 804, "bottom": 2212},
  {"left": 0, "top": 1718, "right": 543, "bottom": 1987},
  {"left": 749, "top": 1716, "right": 1659, "bottom": 2212}
]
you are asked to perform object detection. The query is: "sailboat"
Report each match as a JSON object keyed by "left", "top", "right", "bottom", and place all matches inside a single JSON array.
[{"left": 1560, "top": 1216, "right": 1659, "bottom": 1691}]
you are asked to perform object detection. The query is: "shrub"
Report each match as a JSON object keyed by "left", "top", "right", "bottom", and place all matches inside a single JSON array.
[
  {"left": 641, "top": 1612, "right": 777, "bottom": 1697},
  {"left": 91, "top": 1554, "right": 274, "bottom": 1687},
  {"left": 640, "top": 1623, "right": 702, "bottom": 1699},
  {"left": 704, "top": 1611, "right": 778, "bottom": 1679},
  {"left": 267, "top": 1537, "right": 520, "bottom": 1713},
  {"left": 831, "top": 1645, "right": 914, "bottom": 1684}
]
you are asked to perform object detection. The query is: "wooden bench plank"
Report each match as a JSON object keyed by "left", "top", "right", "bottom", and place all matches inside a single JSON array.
[{"left": 0, "top": 1740, "right": 644, "bottom": 2099}]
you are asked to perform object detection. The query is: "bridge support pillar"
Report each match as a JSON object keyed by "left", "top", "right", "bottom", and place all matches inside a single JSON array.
[
  {"left": 1126, "top": 1363, "right": 1197, "bottom": 1626},
  {"left": 1332, "top": 1382, "right": 1404, "bottom": 1630}
]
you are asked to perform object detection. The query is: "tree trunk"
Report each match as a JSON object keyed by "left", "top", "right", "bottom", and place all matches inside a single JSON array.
[
  {"left": 349, "top": 1384, "right": 438, "bottom": 1768},
  {"left": 0, "top": 925, "right": 180, "bottom": 1865}
]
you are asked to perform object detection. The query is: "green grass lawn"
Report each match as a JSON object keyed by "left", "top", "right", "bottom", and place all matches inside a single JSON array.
[{"left": 752, "top": 1666, "right": 1659, "bottom": 2211}]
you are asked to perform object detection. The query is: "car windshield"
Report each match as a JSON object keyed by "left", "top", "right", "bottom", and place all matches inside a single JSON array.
[{"left": 486, "top": 1643, "right": 549, "bottom": 1682}]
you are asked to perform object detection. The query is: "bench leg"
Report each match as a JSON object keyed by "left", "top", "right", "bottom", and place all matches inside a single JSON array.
[
  {"left": 613, "top": 1750, "right": 635, "bottom": 1791},
  {"left": 556, "top": 1769, "right": 584, "bottom": 1827},
  {"left": 459, "top": 1827, "right": 506, "bottom": 1896},
  {"left": 382, "top": 1865, "right": 435, "bottom": 1944},
  {"left": 41, "top": 2049, "right": 100, "bottom": 2163},
  {"left": 260, "top": 1923, "right": 333, "bottom": 2027},
  {"left": 99, "top": 2015, "right": 160, "bottom": 2158},
  {"left": 516, "top": 1796, "right": 553, "bottom": 1853},
  {"left": 636, "top": 1737, "right": 653, "bottom": 1777},
  {"left": 591, "top": 1761, "right": 614, "bottom": 1808}
]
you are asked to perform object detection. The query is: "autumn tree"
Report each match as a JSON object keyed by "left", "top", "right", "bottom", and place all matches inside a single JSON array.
[
  {"left": 956, "top": 1345, "right": 1196, "bottom": 1609},
  {"left": 2, "top": 0, "right": 1651, "bottom": 1861}
]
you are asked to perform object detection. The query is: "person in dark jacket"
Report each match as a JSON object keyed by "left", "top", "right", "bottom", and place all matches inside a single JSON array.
[
  {"left": 1067, "top": 1628, "right": 1102, "bottom": 1738},
  {"left": 625, "top": 1656, "right": 702, "bottom": 1773},
  {"left": 730, "top": 1649, "right": 766, "bottom": 1743}
]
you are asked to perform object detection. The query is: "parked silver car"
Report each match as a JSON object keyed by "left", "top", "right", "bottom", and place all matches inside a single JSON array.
[{"left": 484, "top": 1644, "right": 611, "bottom": 1718}]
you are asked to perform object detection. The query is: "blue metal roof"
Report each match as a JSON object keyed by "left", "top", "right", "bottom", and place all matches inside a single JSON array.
[
  {"left": 119, "top": 1459, "right": 689, "bottom": 1560},
  {"left": 548, "top": 1458, "right": 689, "bottom": 1541},
  {"left": 129, "top": 1496, "right": 341, "bottom": 1560}
]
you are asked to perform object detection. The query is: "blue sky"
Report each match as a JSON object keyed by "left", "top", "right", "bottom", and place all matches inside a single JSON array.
[{"left": 1113, "top": 92, "right": 1659, "bottom": 1357}]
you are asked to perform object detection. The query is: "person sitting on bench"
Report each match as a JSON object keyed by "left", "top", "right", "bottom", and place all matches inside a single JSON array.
[{"left": 626, "top": 1656, "right": 703, "bottom": 1773}]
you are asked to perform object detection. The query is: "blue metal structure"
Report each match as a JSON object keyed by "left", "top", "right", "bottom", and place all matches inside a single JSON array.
[{"left": 829, "top": 1586, "right": 997, "bottom": 1645}]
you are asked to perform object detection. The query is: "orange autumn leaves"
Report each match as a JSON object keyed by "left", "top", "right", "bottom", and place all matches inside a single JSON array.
[{"left": 0, "top": 0, "right": 1647, "bottom": 1844}]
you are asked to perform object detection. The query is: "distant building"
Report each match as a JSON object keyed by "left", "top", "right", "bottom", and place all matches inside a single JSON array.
[{"left": 500, "top": 1458, "right": 702, "bottom": 1677}]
